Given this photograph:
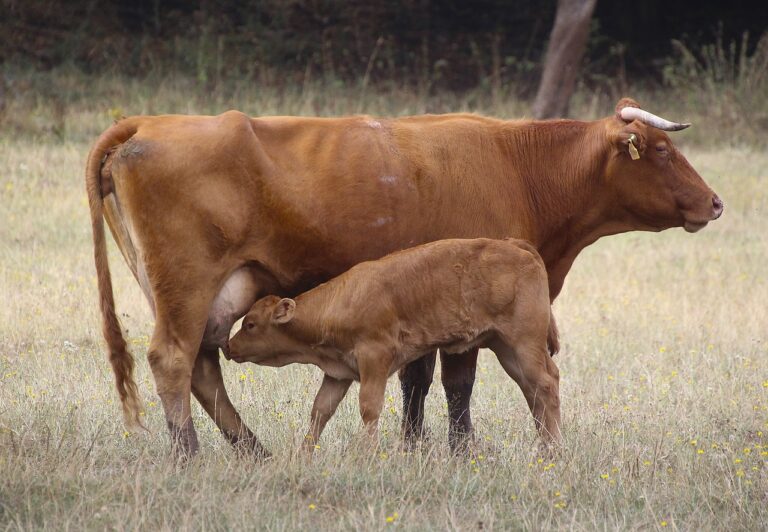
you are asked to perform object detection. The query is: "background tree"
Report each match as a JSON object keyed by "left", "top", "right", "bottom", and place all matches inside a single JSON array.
[{"left": 532, "top": 0, "right": 597, "bottom": 119}]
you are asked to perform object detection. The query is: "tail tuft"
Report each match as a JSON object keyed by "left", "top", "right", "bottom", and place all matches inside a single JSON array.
[{"left": 547, "top": 309, "right": 560, "bottom": 357}]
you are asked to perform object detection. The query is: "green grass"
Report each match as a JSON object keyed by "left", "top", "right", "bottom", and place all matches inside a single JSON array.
[{"left": 0, "top": 73, "right": 766, "bottom": 530}]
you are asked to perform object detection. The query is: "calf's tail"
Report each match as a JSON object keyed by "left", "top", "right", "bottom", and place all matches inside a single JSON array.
[{"left": 547, "top": 309, "right": 560, "bottom": 357}]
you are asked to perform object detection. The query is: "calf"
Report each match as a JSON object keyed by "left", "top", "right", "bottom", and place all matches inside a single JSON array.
[{"left": 228, "top": 238, "right": 561, "bottom": 448}]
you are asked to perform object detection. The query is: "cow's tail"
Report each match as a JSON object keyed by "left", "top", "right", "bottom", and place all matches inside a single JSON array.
[
  {"left": 547, "top": 309, "right": 560, "bottom": 357},
  {"left": 85, "top": 118, "right": 145, "bottom": 430}
]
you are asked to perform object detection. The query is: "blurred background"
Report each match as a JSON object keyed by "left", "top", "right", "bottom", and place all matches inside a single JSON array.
[{"left": 1, "top": 0, "right": 767, "bottom": 145}]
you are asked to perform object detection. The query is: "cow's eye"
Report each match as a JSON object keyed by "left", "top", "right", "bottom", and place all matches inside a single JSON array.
[
  {"left": 655, "top": 145, "right": 669, "bottom": 155},
  {"left": 246, "top": 321, "right": 256, "bottom": 330}
]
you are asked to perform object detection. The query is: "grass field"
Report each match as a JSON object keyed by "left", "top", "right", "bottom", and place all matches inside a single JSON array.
[{"left": 0, "top": 76, "right": 766, "bottom": 530}]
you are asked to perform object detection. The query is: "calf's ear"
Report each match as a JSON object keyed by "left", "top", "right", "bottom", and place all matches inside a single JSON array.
[{"left": 271, "top": 298, "right": 296, "bottom": 324}]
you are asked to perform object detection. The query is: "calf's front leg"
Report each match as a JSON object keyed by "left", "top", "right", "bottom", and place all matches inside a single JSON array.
[
  {"left": 357, "top": 346, "right": 393, "bottom": 442},
  {"left": 303, "top": 374, "right": 352, "bottom": 451}
]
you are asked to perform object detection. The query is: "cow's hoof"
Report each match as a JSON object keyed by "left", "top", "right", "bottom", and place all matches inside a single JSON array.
[
  {"left": 448, "top": 430, "right": 475, "bottom": 456},
  {"left": 401, "top": 427, "right": 432, "bottom": 452},
  {"left": 236, "top": 439, "right": 272, "bottom": 462}
]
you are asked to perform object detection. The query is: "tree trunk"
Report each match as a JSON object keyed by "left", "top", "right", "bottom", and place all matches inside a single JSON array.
[{"left": 532, "top": 0, "right": 597, "bottom": 119}]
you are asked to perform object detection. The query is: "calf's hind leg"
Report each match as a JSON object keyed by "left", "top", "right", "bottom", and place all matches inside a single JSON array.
[{"left": 491, "top": 337, "right": 561, "bottom": 444}]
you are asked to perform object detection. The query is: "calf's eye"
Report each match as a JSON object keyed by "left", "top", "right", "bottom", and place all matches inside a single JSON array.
[{"left": 246, "top": 321, "right": 256, "bottom": 330}]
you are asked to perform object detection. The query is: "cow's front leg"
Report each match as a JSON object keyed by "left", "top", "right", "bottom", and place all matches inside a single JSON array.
[
  {"left": 441, "top": 347, "right": 478, "bottom": 452},
  {"left": 191, "top": 346, "right": 270, "bottom": 459},
  {"left": 398, "top": 350, "right": 436, "bottom": 445}
]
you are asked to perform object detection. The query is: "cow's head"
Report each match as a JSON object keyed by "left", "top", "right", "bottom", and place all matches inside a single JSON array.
[
  {"left": 604, "top": 98, "right": 723, "bottom": 233},
  {"left": 228, "top": 295, "right": 298, "bottom": 364}
]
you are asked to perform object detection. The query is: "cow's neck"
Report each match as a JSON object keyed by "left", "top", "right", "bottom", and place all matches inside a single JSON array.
[{"left": 503, "top": 119, "right": 630, "bottom": 296}]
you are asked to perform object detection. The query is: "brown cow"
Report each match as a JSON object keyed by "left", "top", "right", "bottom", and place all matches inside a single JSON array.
[
  {"left": 228, "top": 238, "right": 561, "bottom": 448},
  {"left": 85, "top": 98, "right": 722, "bottom": 458}
]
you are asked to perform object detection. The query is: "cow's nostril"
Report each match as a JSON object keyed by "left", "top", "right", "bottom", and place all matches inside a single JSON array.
[{"left": 712, "top": 195, "right": 724, "bottom": 211}]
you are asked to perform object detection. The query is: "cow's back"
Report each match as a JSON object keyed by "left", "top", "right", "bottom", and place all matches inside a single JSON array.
[{"left": 107, "top": 111, "right": 537, "bottom": 294}]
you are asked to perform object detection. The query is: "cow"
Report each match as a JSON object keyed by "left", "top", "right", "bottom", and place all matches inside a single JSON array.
[
  {"left": 228, "top": 238, "right": 561, "bottom": 448},
  {"left": 85, "top": 97, "right": 723, "bottom": 458}
]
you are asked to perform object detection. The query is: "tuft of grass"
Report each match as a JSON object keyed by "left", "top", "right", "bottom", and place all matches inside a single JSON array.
[{"left": 0, "top": 83, "right": 766, "bottom": 529}]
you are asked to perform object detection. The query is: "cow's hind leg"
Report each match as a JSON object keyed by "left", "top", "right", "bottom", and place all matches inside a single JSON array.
[
  {"left": 147, "top": 279, "right": 223, "bottom": 460},
  {"left": 398, "top": 350, "right": 436, "bottom": 445},
  {"left": 441, "top": 347, "right": 479, "bottom": 452},
  {"left": 191, "top": 265, "right": 274, "bottom": 458},
  {"left": 191, "top": 347, "right": 270, "bottom": 459},
  {"left": 148, "top": 324, "right": 202, "bottom": 459}
]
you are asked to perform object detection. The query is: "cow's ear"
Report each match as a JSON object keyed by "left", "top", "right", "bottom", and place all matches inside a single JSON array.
[
  {"left": 271, "top": 298, "right": 296, "bottom": 324},
  {"left": 610, "top": 123, "right": 647, "bottom": 160}
]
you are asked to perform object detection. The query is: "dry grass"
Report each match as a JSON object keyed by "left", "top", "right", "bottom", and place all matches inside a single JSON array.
[{"left": 0, "top": 76, "right": 766, "bottom": 530}]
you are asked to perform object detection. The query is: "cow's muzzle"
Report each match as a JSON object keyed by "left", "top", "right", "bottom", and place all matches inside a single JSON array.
[
  {"left": 683, "top": 194, "right": 724, "bottom": 233},
  {"left": 712, "top": 195, "right": 724, "bottom": 220}
]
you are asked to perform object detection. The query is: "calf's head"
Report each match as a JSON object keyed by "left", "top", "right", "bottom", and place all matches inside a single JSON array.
[
  {"left": 228, "top": 295, "right": 299, "bottom": 364},
  {"left": 603, "top": 98, "right": 723, "bottom": 233}
]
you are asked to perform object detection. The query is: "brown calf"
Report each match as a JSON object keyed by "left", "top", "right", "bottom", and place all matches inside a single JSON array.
[{"left": 228, "top": 238, "right": 561, "bottom": 447}]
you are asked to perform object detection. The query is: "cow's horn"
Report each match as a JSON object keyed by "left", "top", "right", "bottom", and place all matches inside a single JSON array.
[{"left": 620, "top": 107, "right": 690, "bottom": 131}]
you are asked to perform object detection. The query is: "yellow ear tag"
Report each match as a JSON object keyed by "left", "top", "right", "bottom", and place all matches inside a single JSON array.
[{"left": 628, "top": 134, "right": 640, "bottom": 160}]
